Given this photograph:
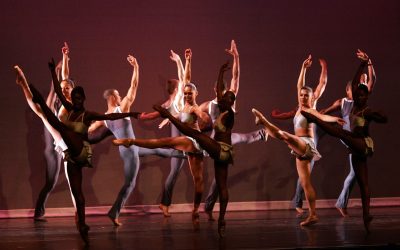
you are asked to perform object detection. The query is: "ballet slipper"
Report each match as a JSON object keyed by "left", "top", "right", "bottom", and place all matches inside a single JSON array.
[
  {"left": 218, "top": 219, "right": 226, "bottom": 238},
  {"left": 78, "top": 223, "right": 90, "bottom": 245},
  {"left": 33, "top": 215, "right": 47, "bottom": 222},
  {"left": 300, "top": 215, "right": 319, "bottom": 227},
  {"left": 159, "top": 204, "right": 171, "bottom": 217},
  {"left": 251, "top": 108, "right": 264, "bottom": 125}
]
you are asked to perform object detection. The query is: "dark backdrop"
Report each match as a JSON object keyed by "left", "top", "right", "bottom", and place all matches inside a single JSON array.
[{"left": 0, "top": 0, "right": 399, "bottom": 210}]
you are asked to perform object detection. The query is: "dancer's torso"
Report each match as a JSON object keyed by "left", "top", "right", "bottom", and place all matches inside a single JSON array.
[{"left": 105, "top": 106, "right": 135, "bottom": 139}]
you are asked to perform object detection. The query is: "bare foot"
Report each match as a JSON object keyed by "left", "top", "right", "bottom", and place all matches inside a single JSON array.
[
  {"left": 108, "top": 215, "right": 122, "bottom": 226},
  {"left": 300, "top": 215, "right": 319, "bottom": 227},
  {"left": 192, "top": 210, "right": 200, "bottom": 230},
  {"left": 159, "top": 204, "right": 171, "bottom": 217},
  {"left": 295, "top": 207, "right": 305, "bottom": 218},
  {"left": 251, "top": 108, "right": 263, "bottom": 125},
  {"left": 336, "top": 207, "right": 349, "bottom": 217},
  {"left": 33, "top": 216, "right": 47, "bottom": 222},
  {"left": 112, "top": 139, "right": 132, "bottom": 148},
  {"left": 205, "top": 210, "right": 215, "bottom": 221}
]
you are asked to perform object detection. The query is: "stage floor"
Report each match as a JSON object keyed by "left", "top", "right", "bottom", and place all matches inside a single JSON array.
[{"left": 0, "top": 207, "right": 399, "bottom": 249}]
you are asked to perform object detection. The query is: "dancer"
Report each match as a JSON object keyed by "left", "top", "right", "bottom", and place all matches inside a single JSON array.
[
  {"left": 270, "top": 58, "right": 327, "bottom": 217},
  {"left": 319, "top": 54, "right": 376, "bottom": 217},
  {"left": 199, "top": 40, "right": 267, "bottom": 220},
  {"left": 116, "top": 49, "right": 208, "bottom": 228},
  {"left": 300, "top": 50, "right": 386, "bottom": 232},
  {"left": 115, "top": 62, "right": 234, "bottom": 237},
  {"left": 28, "top": 59, "right": 140, "bottom": 244},
  {"left": 252, "top": 55, "right": 339, "bottom": 226},
  {"left": 87, "top": 54, "right": 141, "bottom": 226}
]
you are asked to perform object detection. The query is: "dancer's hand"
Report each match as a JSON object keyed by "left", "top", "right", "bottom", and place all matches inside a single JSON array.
[
  {"left": 336, "top": 117, "right": 346, "bottom": 126},
  {"left": 61, "top": 42, "right": 69, "bottom": 56},
  {"left": 302, "top": 55, "right": 312, "bottom": 68},
  {"left": 184, "top": 49, "right": 192, "bottom": 61},
  {"left": 127, "top": 54, "right": 137, "bottom": 67},
  {"left": 356, "top": 49, "right": 369, "bottom": 62},
  {"left": 48, "top": 58, "right": 56, "bottom": 71},
  {"left": 319, "top": 58, "right": 327, "bottom": 69},
  {"left": 14, "top": 65, "right": 27, "bottom": 86},
  {"left": 158, "top": 118, "right": 170, "bottom": 129},
  {"left": 153, "top": 104, "right": 169, "bottom": 118},
  {"left": 225, "top": 39, "right": 239, "bottom": 57},
  {"left": 169, "top": 50, "right": 181, "bottom": 62},
  {"left": 219, "top": 61, "right": 230, "bottom": 73}
]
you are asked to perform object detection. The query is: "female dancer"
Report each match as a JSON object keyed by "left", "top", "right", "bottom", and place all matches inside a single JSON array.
[
  {"left": 300, "top": 50, "right": 387, "bottom": 232},
  {"left": 252, "top": 55, "right": 342, "bottom": 226},
  {"left": 114, "top": 62, "right": 233, "bottom": 237},
  {"left": 28, "top": 59, "right": 140, "bottom": 244},
  {"left": 34, "top": 42, "right": 77, "bottom": 221},
  {"left": 115, "top": 49, "right": 209, "bottom": 228}
]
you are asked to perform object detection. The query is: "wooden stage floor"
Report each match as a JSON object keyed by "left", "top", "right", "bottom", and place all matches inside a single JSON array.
[{"left": 0, "top": 207, "right": 399, "bottom": 249}]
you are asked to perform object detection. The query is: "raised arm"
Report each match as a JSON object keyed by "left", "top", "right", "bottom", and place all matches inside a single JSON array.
[
  {"left": 45, "top": 60, "right": 62, "bottom": 109},
  {"left": 297, "top": 55, "right": 312, "bottom": 94},
  {"left": 319, "top": 98, "right": 342, "bottom": 114},
  {"left": 216, "top": 62, "right": 230, "bottom": 102},
  {"left": 226, "top": 40, "right": 240, "bottom": 96},
  {"left": 184, "top": 49, "right": 192, "bottom": 84},
  {"left": 364, "top": 51, "right": 376, "bottom": 93},
  {"left": 61, "top": 42, "right": 70, "bottom": 80},
  {"left": 352, "top": 49, "right": 369, "bottom": 94},
  {"left": 313, "top": 59, "right": 328, "bottom": 102},
  {"left": 170, "top": 50, "right": 185, "bottom": 111},
  {"left": 49, "top": 59, "right": 73, "bottom": 111},
  {"left": 120, "top": 55, "right": 139, "bottom": 112}
]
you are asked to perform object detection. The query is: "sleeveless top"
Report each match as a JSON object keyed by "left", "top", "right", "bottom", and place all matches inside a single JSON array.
[
  {"left": 293, "top": 112, "right": 309, "bottom": 130},
  {"left": 65, "top": 111, "right": 88, "bottom": 136},
  {"left": 105, "top": 107, "right": 135, "bottom": 139}
]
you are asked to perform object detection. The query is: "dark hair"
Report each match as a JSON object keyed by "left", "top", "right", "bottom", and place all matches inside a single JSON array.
[
  {"left": 71, "top": 86, "right": 86, "bottom": 99},
  {"left": 224, "top": 90, "right": 236, "bottom": 102},
  {"left": 357, "top": 83, "right": 369, "bottom": 94},
  {"left": 166, "top": 79, "right": 179, "bottom": 95},
  {"left": 103, "top": 89, "right": 116, "bottom": 99}
]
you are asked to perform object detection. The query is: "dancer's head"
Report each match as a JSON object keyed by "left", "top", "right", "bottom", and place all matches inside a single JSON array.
[
  {"left": 60, "top": 78, "right": 75, "bottom": 102},
  {"left": 184, "top": 83, "right": 198, "bottom": 105},
  {"left": 103, "top": 89, "right": 121, "bottom": 106},
  {"left": 166, "top": 79, "right": 179, "bottom": 96},
  {"left": 298, "top": 86, "right": 313, "bottom": 108},
  {"left": 71, "top": 86, "right": 86, "bottom": 110},
  {"left": 222, "top": 90, "right": 236, "bottom": 107},
  {"left": 354, "top": 83, "right": 369, "bottom": 107}
]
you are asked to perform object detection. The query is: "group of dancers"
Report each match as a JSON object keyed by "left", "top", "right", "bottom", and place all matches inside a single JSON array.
[{"left": 15, "top": 40, "right": 387, "bottom": 244}]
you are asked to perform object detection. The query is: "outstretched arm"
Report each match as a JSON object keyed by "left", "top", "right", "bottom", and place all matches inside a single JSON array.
[
  {"left": 87, "top": 111, "right": 141, "bottom": 122},
  {"left": 49, "top": 59, "right": 73, "bottom": 111},
  {"left": 319, "top": 98, "right": 342, "bottom": 114},
  {"left": 120, "top": 54, "right": 139, "bottom": 112},
  {"left": 270, "top": 108, "right": 297, "bottom": 120},
  {"left": 305, "top": 108, "right": 345, "bottom": 126},
  {"left": 226, "top": 40, "right": 240, "bottom": 96},
  {"left": 313, "top": 59, "right": 328, "bottom": 103},
  {"left": 297, "top": 55, "right": 312, "bottom": 95},
  {"left": 61, "top": 42, "right": 70, "bottom": 80},
  {"left": 364, "top": 108, "right": 388, "bottom": 124}
]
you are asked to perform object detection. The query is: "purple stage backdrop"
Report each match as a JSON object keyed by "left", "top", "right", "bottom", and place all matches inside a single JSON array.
[{"left": 0, "top": 0, "right": 399, "bottom": 210}]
